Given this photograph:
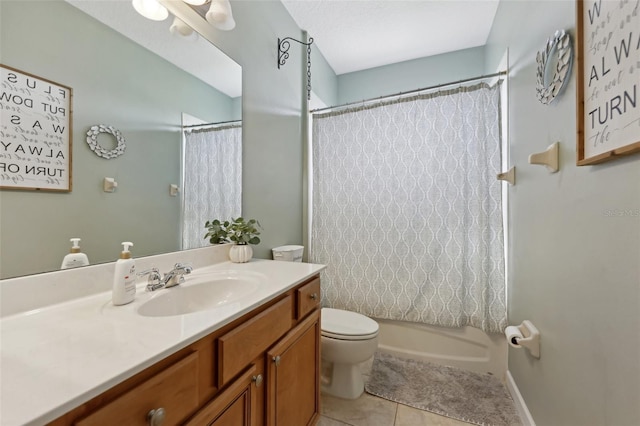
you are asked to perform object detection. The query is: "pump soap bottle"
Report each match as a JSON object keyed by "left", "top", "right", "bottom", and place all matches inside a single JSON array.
[
  {"left": 61, "top": 238, "right": 90, "bottom": 269},
  {"left": 112, "top": 242, "right": 136, "bottom": 306}
]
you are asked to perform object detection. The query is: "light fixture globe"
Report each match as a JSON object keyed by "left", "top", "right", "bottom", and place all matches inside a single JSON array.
[
  {"left": 132, "top": 0, "right": 169, "bottom": 21},
  {"left": 182, "top": 0, "right": 208, "bottom": 5},
  {"left": 205, "top": 0, "right": 236, "bottom": 31},
  {"left": 214, "top": 14, "right": 235, "bottom": 31},
  {"left": 170, "top": 16, "right": 195, "bottom": 37}
]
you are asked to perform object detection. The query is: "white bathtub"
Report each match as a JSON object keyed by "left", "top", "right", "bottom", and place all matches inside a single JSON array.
[{"left": 374, "top": 319, "right": 508, "bottom": 379}]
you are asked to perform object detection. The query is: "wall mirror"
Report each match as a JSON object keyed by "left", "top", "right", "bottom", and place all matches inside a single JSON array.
[{"left": 0, "top": 0, "right": 242, "bottom": 278}]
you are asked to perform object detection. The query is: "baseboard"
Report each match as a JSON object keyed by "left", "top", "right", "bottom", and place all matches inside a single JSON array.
[{"left": 506, "top": 370, "right": 536, "bottom": 426}]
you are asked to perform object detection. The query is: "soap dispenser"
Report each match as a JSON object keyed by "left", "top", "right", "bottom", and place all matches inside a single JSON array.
[
  {"left": 112, "top": 242, "right": 136, "bottom": 306},
  {"left": 60, "top": 238, "right": 90, "bottom": 269}
]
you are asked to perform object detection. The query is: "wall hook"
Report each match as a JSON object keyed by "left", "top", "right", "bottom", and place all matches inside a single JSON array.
[
  {"left": 278, "top": 35, "right": 314, "bottom": 100},
  {"left": 497, "top": 166, "right": 516, "bottom": 185},
  {"left": 103, "top": 177, "right": 118, "bottom": 193},
  {"left": 277, "top": 36, "right": 314, "bottom": 68},
  {"left": 529, "top": 142, "right": 559, "bottom": 173}
]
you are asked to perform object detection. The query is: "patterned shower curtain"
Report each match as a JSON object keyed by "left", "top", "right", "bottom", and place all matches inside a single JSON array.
[
  {"left": 311, "top": 83, "right": 506, "bottom": 334},
  {"left": 182, "top": 124, "right": 242, "bottom": 250}
]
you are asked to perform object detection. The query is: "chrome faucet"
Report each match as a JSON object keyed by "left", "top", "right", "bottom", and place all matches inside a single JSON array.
[
  {"left": 137, "top": 263, "right": 193, "bottom": 291},
  {"left": 162, "top": 263, "right": 193, "bottom": 288},
  {"left": 137, "top": 267, "right": 163, "bottom": 291}
]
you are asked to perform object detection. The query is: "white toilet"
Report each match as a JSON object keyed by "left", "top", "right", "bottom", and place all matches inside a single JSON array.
[{"left": 321, "top": 308, "right": 379, "bottom": 399}]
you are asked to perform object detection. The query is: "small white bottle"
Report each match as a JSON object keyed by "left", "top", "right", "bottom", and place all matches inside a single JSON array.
[
  {"left": 112, "top": 242, "right": 136, "bottom": 306},
  {"left": 61, "top": 238, "right": 90, "bottom": 269}
]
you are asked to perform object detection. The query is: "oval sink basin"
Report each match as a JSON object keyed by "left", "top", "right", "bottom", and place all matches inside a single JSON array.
[{"left": 137, "top": 272, "right": 262, "bottom": 317}]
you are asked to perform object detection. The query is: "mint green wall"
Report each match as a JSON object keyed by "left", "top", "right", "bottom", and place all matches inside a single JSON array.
[
  {"left": 170, "top": 2, "right": 640, "bottom": 422},
  {"left": 4, "top": 2, "right": 639, "bottom": 422},
  {"left": 224, "top": 10, "right": 483, "bottom": 259},
  {"left": 337, "top": 47, "right": 485, "bottom": 104},
  {"left": 486, "top": 2, "right": 640, "bottom": 424},
  {"left": 191, "top": 1, "right": 310, "bottom": 260},
  {"left": 310, "top": 44, "right": 339, "bottom": 108},
  {"left": 232, "top": 96, "right": 242, "bottom": 120},
  {"left": 0, "top": 1, "right": 235, "bottom": 278}
]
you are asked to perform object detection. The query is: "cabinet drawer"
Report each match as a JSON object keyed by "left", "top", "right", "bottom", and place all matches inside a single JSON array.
[
  {"left": 297, "top": 277, "right": 320, "bottom": 320},
  {"left": 76, "top": 352, "right": 199, "bottom": 426},
  {"left": 218, "top": 295, "right": 292, "bottom": 386}
]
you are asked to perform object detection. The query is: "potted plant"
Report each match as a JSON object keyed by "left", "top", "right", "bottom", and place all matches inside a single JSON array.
[{"left": 205, "top": 217, "right": 262, "bottom": 263}]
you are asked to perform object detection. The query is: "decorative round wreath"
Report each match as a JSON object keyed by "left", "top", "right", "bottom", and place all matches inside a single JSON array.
[
  {"left": 536, "top": 29, "right": 573, "bottom": 105},
  {"left": 85, "top": 125, "right": 126, "bottom": 159}
]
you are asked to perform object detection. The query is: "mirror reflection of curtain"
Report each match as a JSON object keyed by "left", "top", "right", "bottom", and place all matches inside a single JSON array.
[{"left": 182, "top": 124, "right": 242, "bottom": 250}]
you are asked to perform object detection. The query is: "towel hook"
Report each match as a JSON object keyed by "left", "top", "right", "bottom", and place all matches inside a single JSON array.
[
  {"left": 529, "top": 142, "right": 559, "bottom": 173},
  {"left": 497, "top": 166, "right": 516, "bottom": 185}
]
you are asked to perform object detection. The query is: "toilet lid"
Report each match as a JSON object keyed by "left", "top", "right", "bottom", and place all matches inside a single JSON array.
[{"left": 321, "top": 308, "right": 379, "bottom": 340}]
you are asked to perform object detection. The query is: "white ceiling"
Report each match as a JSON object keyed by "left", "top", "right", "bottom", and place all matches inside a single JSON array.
[
  {"left": 67, "top": 0, "right": 499, "bottom": 97},
  {"left": 66, "top": 0, "right": 242, "bottom": 98},
  {"left": 281, "top": 0, "right": 501, "bottom": 75}
]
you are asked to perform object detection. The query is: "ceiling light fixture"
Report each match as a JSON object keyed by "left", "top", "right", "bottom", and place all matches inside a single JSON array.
[
  {"left": 132, "top": 0, "right": 236, "bottom": 39},
  {"left": 132, "top": 0, "right": 169, "bottom": 21},
  {"left": 206, "top": 0, "right": 236, "bottom": 31},
  {"left": 170, "top": 16, "right": 198, "bottom": 39}
]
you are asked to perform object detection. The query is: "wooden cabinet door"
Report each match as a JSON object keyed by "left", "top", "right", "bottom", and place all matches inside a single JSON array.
[
  {"left": 266, "top": 310, "right": 320, "bottom": 426},
  {"left": 186, "top": 365, "right": 261, "bottom": 426}
]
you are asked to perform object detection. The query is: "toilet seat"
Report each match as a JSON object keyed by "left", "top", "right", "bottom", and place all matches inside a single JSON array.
[{"left": 321, "top": 308, "right": 379, "bottom": 341}]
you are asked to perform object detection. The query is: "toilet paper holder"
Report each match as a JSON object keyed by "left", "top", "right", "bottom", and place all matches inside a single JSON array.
[{"left": 505, "top": 320, "right": 540, "bottom": 359}]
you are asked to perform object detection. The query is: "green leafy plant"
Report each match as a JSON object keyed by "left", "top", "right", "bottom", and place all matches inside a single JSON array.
[
  {"left": 204, "top": 219, "right": 229, "bottom": 244},
  {"left": 205, "top": 217, "right": 261, "bottom": 245}
]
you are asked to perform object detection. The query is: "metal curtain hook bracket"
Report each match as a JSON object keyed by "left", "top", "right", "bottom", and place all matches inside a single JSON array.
[{"left": 278, "top": 36, "right": 314, "bottom": 100}]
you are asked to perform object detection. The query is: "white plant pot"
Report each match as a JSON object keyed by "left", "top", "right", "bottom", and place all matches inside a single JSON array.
[{"left": 229, "top": 244, "right": 253, "bottom": 263}]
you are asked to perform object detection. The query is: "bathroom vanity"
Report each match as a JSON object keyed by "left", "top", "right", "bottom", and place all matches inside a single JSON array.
[
  {"left": 0, "top": 247, "right": 324, "bottom": 426},
  {"left": 51, "top": 275, "right": 321, "bottom": 426}
]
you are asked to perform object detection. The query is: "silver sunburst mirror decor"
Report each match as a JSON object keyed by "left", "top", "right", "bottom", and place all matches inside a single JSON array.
[
  {"left": 85, "top": 125, "right": 126, "bottom": 159},
  {"left": 536, "top": 29, "right": 573, "bottom": 105}
]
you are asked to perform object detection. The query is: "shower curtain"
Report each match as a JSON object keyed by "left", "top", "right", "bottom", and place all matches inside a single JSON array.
[
  {"left": 182, "top": 124, "right": 242, "bottom": 250},
  {"left": 311, "top": 82, "right": 506, "bottom": 334}
]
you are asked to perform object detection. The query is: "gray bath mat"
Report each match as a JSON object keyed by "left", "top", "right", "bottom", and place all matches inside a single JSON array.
[{"left": 365, "top": 351, "right": 521, "bottom": 426}]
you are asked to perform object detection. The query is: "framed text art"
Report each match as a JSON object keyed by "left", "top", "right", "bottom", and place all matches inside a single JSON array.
[
  {"left": 576, "top": 0, "right": 640, "bottom": 165},
  {"left": 0, "top": 65, "right": 73, "bottom": 191}
]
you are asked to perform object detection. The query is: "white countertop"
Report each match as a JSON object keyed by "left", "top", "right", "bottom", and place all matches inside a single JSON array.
[{"left": 0, "top": 259, "right": 324, "bottom": 426}]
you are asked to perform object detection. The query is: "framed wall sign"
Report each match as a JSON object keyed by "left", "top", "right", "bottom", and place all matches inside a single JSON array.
[
  {"left": 0, "top": 64, "right": 73, "bottom": 191},
  {"left": 576, "top": 0, "right": 640, "bottom": 165}
]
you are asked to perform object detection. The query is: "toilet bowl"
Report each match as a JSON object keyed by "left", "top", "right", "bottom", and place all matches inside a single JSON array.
[{"left": 321, "top": 308, "right": 379, "bottom": 399}]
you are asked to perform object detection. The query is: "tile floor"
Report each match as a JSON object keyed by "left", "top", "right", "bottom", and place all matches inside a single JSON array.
[
  {"left": 318, "top": 392, "right": 473, "bottom": 426},
  {"left": 317, "top": 357, "right": 472, "bottom": 426}
]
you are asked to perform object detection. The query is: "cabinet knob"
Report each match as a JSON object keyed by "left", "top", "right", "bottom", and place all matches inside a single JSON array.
[
  {"left": 252, "top": 374, "right": 263, "bottom": 387},
  {"left": 310, "top": 293, "right": 318, "bottom": 301},
  {"left": 147, "top": 408, "right": 165, "bottom": 426},
  {"left": 273, "top": 355, "right": 281, "bottom": 366}
]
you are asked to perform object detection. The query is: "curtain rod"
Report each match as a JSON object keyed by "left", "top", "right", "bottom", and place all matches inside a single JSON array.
[
  {"left": 182, "top": 119, "right": 242, "bottom": 129},
  {"left": 311, "top": 70, "right": 507, "bottom": 114}
]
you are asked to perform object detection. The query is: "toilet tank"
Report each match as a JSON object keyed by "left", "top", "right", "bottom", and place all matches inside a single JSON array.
[{"left": 272, "top": 245, "right": 304, "bottom": 262}]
